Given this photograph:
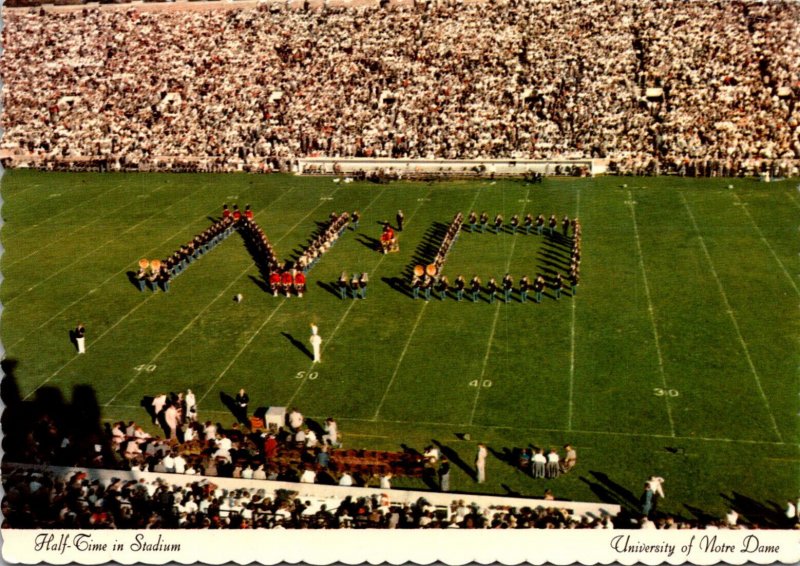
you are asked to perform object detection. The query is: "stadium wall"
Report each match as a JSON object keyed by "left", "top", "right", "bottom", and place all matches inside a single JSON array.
[{"left": 297, "top": 157, "right": 607, "bottom": 177}]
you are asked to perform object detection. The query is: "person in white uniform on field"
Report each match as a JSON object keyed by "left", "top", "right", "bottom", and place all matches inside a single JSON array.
[{"left": 310, "top": 323, "right": 322, "bottom": 363}]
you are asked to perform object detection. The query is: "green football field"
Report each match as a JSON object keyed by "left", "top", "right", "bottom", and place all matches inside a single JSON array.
[{"left": 1, "top": 169, "right": 798, "bottom": 521}]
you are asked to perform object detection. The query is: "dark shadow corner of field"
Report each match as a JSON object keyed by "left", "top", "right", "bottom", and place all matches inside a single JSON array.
[{"left": 1, "top": 358, "right": 115, "bottom": 470}]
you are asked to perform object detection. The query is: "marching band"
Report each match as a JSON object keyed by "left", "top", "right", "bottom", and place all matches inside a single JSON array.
[{"left": 134, "top": 204, "right": 582, "bottom": 304}]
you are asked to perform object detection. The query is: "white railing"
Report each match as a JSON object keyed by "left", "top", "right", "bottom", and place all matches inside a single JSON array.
[{"left": 297, "top": 157, "right": 605, "bottom": 177}]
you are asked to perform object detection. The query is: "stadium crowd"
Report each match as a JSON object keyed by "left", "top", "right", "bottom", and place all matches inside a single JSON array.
[
  {"left": 6, "top": 386, "right": 799, "bottom": 531},
  {"left": 1, "top": 465, "right": 616, "bottom": 529},
  {"left": 5, "top": 464, "right": 799, "bottom": 529},
  {"left": 1, "top": 0, "right": 797, "bottom": 176}
]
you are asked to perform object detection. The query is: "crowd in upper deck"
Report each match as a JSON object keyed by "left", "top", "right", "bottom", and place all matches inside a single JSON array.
[{"left": 1, "top": 0, "right": 797, "bottom": 176}]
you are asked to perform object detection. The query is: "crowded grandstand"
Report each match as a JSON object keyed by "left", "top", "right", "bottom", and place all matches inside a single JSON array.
[{"left": 1, "top": 0, "right": 798, "bottom": 176}]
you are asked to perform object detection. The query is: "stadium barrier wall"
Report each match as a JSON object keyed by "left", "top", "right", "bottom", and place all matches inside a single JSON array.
[
  {"left": 297, "top": 157, "right": 607, "bottom": 177},
  {"left": 4, "top": 462, "right": 621, "bottom": 519}
]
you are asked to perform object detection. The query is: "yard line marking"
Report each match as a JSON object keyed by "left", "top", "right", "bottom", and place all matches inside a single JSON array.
[
  {"left": 9, "top": 182, "right": 127, "bottom": 238},
  {"left": 4, "top": 186, "right": 176, "bottom": 303},
  {"left": 100, "top": 404, "right": 795, "bottom": 446},
  {"left": 6, "top": 186, "right": 297, "bottom": 351},
  {"left": 196, "top": 299, "right": 288, "bottom": 405},
  {"left": 283, "top": 186, "right": 395, "bottom": 407},
  {"left": 103, "top": 271, "right": 255, "bottom": 407},
  {"left": 22, "top": 187, "right": 300, "bottom": 401},
  {"left": 786, "top": 190, "right": 800, "bottom": 210},
  {"left": 628, "top": 191, "right": 676, "bottom": 437},
  {"left": 368, "top": 187, "right": 478, "bottom": 420},
  {"left": 681, "top": 193, "right": 783, "bottom": 443},
  {"left": 2, "top": 182, "right": 42, "bottom": 202},
  {"left": 371, "top": 301, "right": 429, "bottom": 420},
  {"left": 468, "top": 188, "right": 526, "bottom": 426},
  {"left": 567, "top": 189, "right": 580, "bottom": 431},
  {"left": 22, "top": 294, "right": 156, "bottom": 401},
  {"left": 732, "top": 192, "right": 799, "bottom": 296},
  {"left": 283, "top": 187, "right": 391, "bottom": 407},
  {"left": 5, "top": 182, "right": 165, "bottom": 269},
  {"left": 104, "top": 187, "right": 338, "bottom": 408}
]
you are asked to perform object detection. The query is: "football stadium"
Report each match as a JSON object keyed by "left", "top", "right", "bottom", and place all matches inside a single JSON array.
[{"left": 0, "top": 0, "right": 799, "bottom": 542}]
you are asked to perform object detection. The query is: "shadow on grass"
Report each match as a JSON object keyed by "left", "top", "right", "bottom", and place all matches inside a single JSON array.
[
  {"left": 721, "top": 491, "right": 788, "bottom": 528},
  {"left": 316, "top": 280, "right": 343, "bottom": 299},
  {"left": 432, "top": 440, "right": 476, "bottom": 481},
  {"left": 355, "top": 233, "right": 381, "bottom": 252},
  {"left": 126, "top": 270, "right": 143, "bottom": 290},
  {"left": 382, "top": 276, "right": 414, "bottom": 298},
  {"left": 219, "top": 390, "right": 248, "bottom": 426},
  {"left": 403, "top": 221, "right": 449, "bottom": 280},
  {"left": 247, "top": 275, "right": 270, "bottom": 293},
  {"left": 579, "top": 471, "right": 640, "bottom": 510},
  {"left": 683, "top": 503, "right": 719, "bottom": 525},
  {"left": 281, "top": 332, "right": 313, "bottom": 361}
]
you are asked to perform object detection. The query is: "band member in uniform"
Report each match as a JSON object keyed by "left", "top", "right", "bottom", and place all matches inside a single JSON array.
[
  {"left": 396, "top": 209, "right": 405, "bottom": 231},
  {"left": 470, "top": 275, "right": 482, "bottom": 302},
  {"left": 411, "top": 273, "right": 422, "bottom": 299},
  {"left": 350, "top": 273, "right": 360, "bottom": 299},
  {"left": 233, "top": 205, "right": 242, "bottom": 223},
  {"left": 281, "top": 270, "right": 293, "bottom": 297},
  {"left": 536, "top": 214, "right": 545, "bottom": 235},
  {"left": 534, "top": 275, "right": 545, "bottom": 303},
  {"left": 502, "top": 273, "right": 514, "bottom": 303},
  {"left": 148, "top": 264, "right": 160, "bottom": 291},
  {"left": 334, "top": 272, "right": 347, "bottom": 299},
  {"left": 380, "top": 224, "right": 395, "bottom": 254},
  {"left": 524, "top": 213, "right": 534, "bottom": 235},
  {"left": 493, "top": 214, "right": 503, "bottom": 234},
  {"left": 222, "top": 204, "right": 231, "bottom": 220},
  {"left": 454, "top": 275, "right": 466, "bottom": 301},
  {"left": 468, "top": 211, "right": 478, "bottom": 232},
  {"left": 570, "top": 272, "right": 579, "bottom": 296},
  {"left": 421, "top": 273, "right": 433, "bottom": 301},
  {"left": 437, "top": 275, "right": 449, "bottom": 300},
  {"left": 519, "top": 275, "right": 531, "bottom": 303},
  {"left": 553, "top": 273, "right": 564, "bottom": 300},
  {"left": 510, "top": 214, "right": 520, "bottom": 234},
  {"left": 245, "top": 204, "right": 254, "bottom": 221},
  {"left": 293, "top": 269, "right": 306, "bottom": 298},
  {"left": 562, "top": 215, "right": 570, "bottom": 237},
  {"left": 358, "top": 272, "right": 368, "bottom": 299},
  {"left": 270, "top": 270, "right": 282, "bottom": 297},
  {"left": 487, "top": 277, "right": 498, "bottom": 303},
  {"left": 479, "top": 212, "right": 489, "bottom": 233},
  {"left": 159, "top": 263, "right": 171, "bottom": 292},
  {"left": 548, "top": 214, "right": 557, "bottom": 237},
  {"left": 352, "top": 210, "right": 360, "bottom": 230},
  {"left": 136, "top": 264, "right": 148, "bottom": 292}
]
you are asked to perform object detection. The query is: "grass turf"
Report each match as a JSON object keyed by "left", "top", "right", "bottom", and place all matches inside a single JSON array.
[{"left": 1, "top": 169, "right": 798, "bottom": 522}]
